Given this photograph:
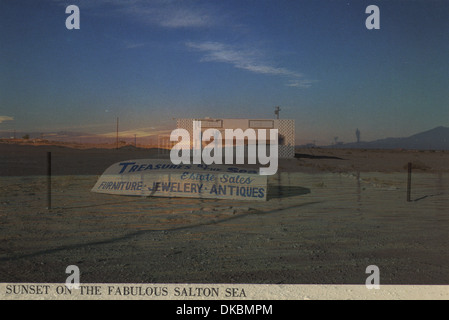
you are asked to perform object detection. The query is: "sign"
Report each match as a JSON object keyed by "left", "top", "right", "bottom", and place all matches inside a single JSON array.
[
  {"left": 201, "top": 119, "right": 223, "bottom": 128},
  {"left": 92, "top": 159, "right": 267, "bottom": 201},
  {"left": 249, "top": 120, "right": 274, "bottom": 129}
]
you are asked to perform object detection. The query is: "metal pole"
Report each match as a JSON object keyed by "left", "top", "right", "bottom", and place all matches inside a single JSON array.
[
  {"left": 116, "top": 117, "right": 119, "bottom": 150},
  {"left": 47, "top": 152, "right": 52, "bottom": 209},
  {"left": 407, "top": 162, "right": 412, "bottom": 202},
  {"left": 274, "top": 106, "right": 280, "bottom": 119}
]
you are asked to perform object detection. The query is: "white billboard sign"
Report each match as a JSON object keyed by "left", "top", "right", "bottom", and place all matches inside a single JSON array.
[{"left": 92, "top": 159, "right": 267, "bottom": 201}]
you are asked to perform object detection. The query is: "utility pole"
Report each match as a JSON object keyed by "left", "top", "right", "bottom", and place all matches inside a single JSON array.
[
  {"left": 356, "top": 128, "right": 361, "bottom": 143},
  {"left": 274, "top": 106, "right": 281, "bottom": 119}
]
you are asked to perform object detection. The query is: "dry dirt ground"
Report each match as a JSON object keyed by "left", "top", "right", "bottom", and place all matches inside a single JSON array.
[{"left": 0, "top": 143, "right": 448, "bottom": 285}]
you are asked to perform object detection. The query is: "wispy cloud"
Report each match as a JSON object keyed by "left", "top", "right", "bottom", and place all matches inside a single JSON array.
[
  {"left": 286, "top": 79, "right": 318, "bottom": 88},
  {"left": 54, "top": 0, "right": 217, "bottom": 29},
  {"left": 186, "top": 41, "right": 314, "bottom": 88},
  {"left": 120, "top": 7, "right": 209, "bottom": 29},
  {"left": 0, "top": 116, "right": 13, "bottom": 124},
  {"left": 122, "top": 40, "right": 145, "bottom": 49},
  {"left": 51, "top": 1, "right": 316, "bottom": 87},
  {"left": 147, "top": 6, "right": 214, "bottom": 28},
  {"left": 96, "top": 127, "right": 172, "bottom": 138}
]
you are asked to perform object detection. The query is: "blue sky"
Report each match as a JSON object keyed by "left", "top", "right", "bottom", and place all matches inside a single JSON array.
[{"left": 1, "top": 0, "right": 448, "bottom": 145}]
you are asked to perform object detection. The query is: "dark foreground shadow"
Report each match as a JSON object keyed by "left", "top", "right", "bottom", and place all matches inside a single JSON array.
[
  {"left": 0, "top": 200, "right": 321, "bottom": 263},
  {"left": 295, "top": 153, "right": 344, "bottom": 160},
  {"left": 413, "top": 192, "right": 445, "bottom": 202},
  {"left": 268, "top": 186, "right": 311, "bottom": 200}
]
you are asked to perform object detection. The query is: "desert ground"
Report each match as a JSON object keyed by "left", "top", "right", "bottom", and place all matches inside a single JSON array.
[{"left": 0, "top": 141, "right": 448, "bottom": 285}]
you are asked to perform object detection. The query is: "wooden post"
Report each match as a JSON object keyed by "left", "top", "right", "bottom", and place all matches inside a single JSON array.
[
  {"left": 47, "top": 152, "right": 52, "bottom": 209},
  {"left": 407, "top": 162, "right": 412, "bottom": 202}
]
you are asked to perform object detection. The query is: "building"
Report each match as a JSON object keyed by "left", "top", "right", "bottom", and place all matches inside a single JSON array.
[{"left": 174, "top": 118, "right": 295, "bottom": 158}]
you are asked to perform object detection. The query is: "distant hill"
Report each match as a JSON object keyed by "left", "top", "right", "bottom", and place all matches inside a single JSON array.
[
  {"left": 322, "top": 126, "right": 449, "bottom": 150},
  {"left": 0, "top": 130, "right": 92, "bottom": 141},
  {"left": 3, "top": 126, "right": 449, "bottom": 151},
  {"left": 0, "top": 130, "right": 149, "bottom": 145}
]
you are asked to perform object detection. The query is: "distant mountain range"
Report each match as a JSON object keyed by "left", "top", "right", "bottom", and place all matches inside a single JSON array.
[
  {"left": 0, "top": 130, "right": 155, "bottom": 145},
  {"left": 0, "top": 130, "right": 85, "bottom": 139},
  {"left": 2, "top": 126, "right": 449, "bottom": 150},
  {"left": 320, "top": 126, "right": 449, "bottom": 150}
]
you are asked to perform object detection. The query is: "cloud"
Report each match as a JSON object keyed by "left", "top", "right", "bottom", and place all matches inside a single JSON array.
[
  {"left": 126, "top": 8, "right": 214, "bottom": 29},
  {"left": 122, "top": 40, "right": 145, "bottom": 49},
  {"left": 286, "top": 79, "right": 318, "bottom": 88},
  {"left": 96, "top": 127, "right": 172, "bottom": 138},
  {"left": 186, "top": 42, "right": 298, "bottom": 76},
  {"left": 51, "top": 1, "right": 315, "bottom": 87},
  {"left": 52, "top": 0, "right": 216, "bottom": 28},
  {"left": 186, "top": 41, "right": 313, "bottom": 87},
  {"left": 154, "top": 7, "right": 214, "bottom": 28},
  {"left": 0, "top": 116, "right": 13, "bottom": 124}
]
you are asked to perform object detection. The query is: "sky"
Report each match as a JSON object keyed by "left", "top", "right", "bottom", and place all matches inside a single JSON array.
[{"left": 1, "top": 0, "right": 448, "bottom": 145}]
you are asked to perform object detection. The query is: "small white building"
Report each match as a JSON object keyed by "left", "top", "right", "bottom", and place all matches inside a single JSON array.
[{"left": 175, "top": 118, "right": 295, "bottom": 158}]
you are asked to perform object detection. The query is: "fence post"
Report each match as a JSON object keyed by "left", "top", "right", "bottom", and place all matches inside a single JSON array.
[
  {"left": 47, "top": 152, "right": 52, "bottom": 209},
  {"left": 407, "top": 162, "right": 412, "bottom": 202}
]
